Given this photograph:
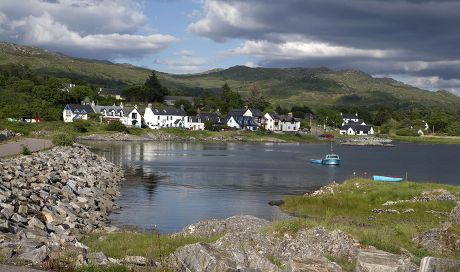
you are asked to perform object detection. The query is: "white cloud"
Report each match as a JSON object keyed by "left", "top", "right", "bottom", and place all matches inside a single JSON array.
[
  {"left": 232, "top": 40, "right": 400, "bottom": 59},
  {"left": 0, "top": 0, "right": 176, "bottom": 58},
  {"left": 155, "top": 52, "right": 209, "bottom": 73},
  {"left": 378, "top": 74, "right": 460, "bottom": 95}
]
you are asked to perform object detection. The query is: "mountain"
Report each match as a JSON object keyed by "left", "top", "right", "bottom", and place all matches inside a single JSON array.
[{"left": 1, "top": 42, "right": 459, "bottom": 110}]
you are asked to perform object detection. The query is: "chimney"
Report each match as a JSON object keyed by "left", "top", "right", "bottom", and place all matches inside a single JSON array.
[
  {"left": 91, "top": 101, "right": 95, "bottom": 107},
  {"left": 180, "top": 104, "right": 184, "bottom": 110},
  {"left": 288, "top": 112, "right": 293, "bottom": 117},
  {"left": 134, "top": 104, "right": 138, "bottom": 109},
  {"left": 120, "top": 102, "right": 124, "bottom": 108},
  {"left": 147, "top": 103, "right": 152, "bottom": 108}
]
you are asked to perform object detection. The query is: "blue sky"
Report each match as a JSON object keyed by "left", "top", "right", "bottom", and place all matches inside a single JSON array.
[{"left": 0, "top": 0, "right": 460, "bottom": 94}]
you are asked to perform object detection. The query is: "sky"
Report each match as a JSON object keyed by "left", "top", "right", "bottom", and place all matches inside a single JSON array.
[{"left": 0, "top": 0, "right": 460, "bottom": 95}]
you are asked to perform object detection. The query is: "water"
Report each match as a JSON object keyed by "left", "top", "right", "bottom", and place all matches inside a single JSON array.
[{"left": 83, "top": 141, "right": 460, "bottom": 233}]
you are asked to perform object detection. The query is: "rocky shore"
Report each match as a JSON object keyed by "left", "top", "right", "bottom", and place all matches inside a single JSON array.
[
  {"left": 0, "top": 145, "right": 123, "bottom": 266},
  {"left": 339, "top": 136, "right": 395, "bottom": 147}
]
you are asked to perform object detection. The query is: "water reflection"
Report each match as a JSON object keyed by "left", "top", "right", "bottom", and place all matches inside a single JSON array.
[{"left": 82, "top": 141, "right": 460, "bottom": 233}]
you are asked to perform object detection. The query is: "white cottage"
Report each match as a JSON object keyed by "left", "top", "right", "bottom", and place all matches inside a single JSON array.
[
  {"left": 279, "top": 115, "right": 301, "bottom": 132},
  {"left": 186, "top": 116, "right": 205, "bottom": 131},
  {"left": 92, "top": 103, "right": 142, "bottom": 128},
  {"left": 144, "top": 105, "right": 187, "bottom": 129},
  {"left": 264, "top": 112, "right": 281, "bottom": 131},
  {"left": 63, "top": 104, "right": 95, "bottom": 122}
]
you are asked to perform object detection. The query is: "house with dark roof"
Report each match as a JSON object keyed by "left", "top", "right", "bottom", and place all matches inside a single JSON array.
[
  {"left": 92, "top": 102, "right": 141, "bottom": 128},
  {"left": 341, "top": 113, "right": 359, "bottom": 124},
  {"left": 279, "top": 115, "right": 301, "bottom": 132},
  {"left": 144, "top": 104, "right": 187, "bottom": 129},
  {"left": 340, "top": 124, "right": 374, "bottom": 135},
  {"left": 226, "top": 116, "right": 258, "bottom": 131},
  {"left": 227, "top": 108, "right": 265, "bottom": 127},
  {"left": 198, "top": 112, "right": 224, "bottom": 126},
  {"left": 164, "top": 96, "right": 195, "bottom": 106},
  {"left": 264, "top": 112, "right": 280, "bottom": 131},
  {"left": 63, "top": 104, "right": 95, "bottom": 122}
]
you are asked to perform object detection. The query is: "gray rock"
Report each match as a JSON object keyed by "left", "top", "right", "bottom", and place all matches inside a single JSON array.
[
  {"left": 283, "top": 257, "right": 342, "bottom": 272},
  {"left": 450, "top": 201, "right": 460, "bottom": 224},
  {"left": 88, "top": 251, "right": 109, "bottom": 265},
  {"left": 356, "top": 249, "right": 417, "bottom": 272},
  {"left": 122, "top": 255, "right": 147, "bottom": 266},
  {"left": 27, "top": 217, "right": 45, "bottom": 230},
  {"left": 419, "top": 256, "right": 460, "bottom": 272},
  {"left": 10, "top": 213, "right": 27, "bottom": 224},
  {"left": 170, "top": 242, "right": 238, "bottom": 272},
  {"left": 17, "top": 245, "right": 49, "bottom": 264}
]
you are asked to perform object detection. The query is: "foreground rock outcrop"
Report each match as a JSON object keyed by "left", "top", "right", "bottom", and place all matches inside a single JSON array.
[{"left": 0, "top": 145, "right": 123, "bottom": 265}]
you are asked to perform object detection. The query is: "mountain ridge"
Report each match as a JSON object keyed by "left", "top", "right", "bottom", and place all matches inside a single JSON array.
[{"left": 0, "top": 41, "right": 459, "bottom": 110}]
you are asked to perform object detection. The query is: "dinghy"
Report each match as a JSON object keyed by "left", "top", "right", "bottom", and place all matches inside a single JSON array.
[{"left": 372, "top": 175, "right": 403, "bottom": 182}]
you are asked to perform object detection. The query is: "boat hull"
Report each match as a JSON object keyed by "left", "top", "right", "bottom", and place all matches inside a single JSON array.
[
  {"left": 321, "top": 159, "right": 340, "bottom": 165},
  {"left": 372, "top": 175, "right": 403, "bottom": 182},
  {"left": 310, "top": 159, "right": 323, "bottom": 164}
]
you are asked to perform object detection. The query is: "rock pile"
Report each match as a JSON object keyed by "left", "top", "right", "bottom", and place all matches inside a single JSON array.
[
  {"left": 169, "top": 215, "right": 426, "bottom": 271},
  {"left": 0, "top": 145, "right": 123, "bottom": 264}
]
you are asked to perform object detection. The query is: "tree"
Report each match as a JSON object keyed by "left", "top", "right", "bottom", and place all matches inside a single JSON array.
[
  {"left": 144, "top": 71, "right": 169, "bottom": 102},
  {"left": 316, "top": 108, "right": 341, "bottom": 128},
  {"left": 291, "top": 105, "right": 313, "bottom": 118},
  {"left": 174, "top": 99, "right": 197, "bottom": 115},
  {"left": 221, "top": 83, "right": 244, "bottom": 112},
  {"left": 428, "top": 111, "right": 452, "bottom": 133},
  {"left": 447, "top": 122, "right": 460, "bottom": 136},
  {"left": 246, "top": 83, "right": 270, "bottom": 111},
  {"left": 373, "top": 108, "right": 393, "bottom": 126},
  {"left": 275, "top": 105, "right": 289, "bottom": 115}
]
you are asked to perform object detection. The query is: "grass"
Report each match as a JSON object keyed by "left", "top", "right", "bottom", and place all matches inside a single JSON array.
[
  {"left": 81, "top": 231, "right": 220, "bottom": 260},
  {"left": 391, "top": 135, "right": 460, "bottom": 145},
  {"left": 275, "top": 179, "right": 460, "bottom": 259}
]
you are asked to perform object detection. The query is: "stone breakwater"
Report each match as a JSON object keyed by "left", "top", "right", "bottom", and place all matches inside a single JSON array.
[{"left": 0, "top": 145, "right": 123, "bottom": 265}]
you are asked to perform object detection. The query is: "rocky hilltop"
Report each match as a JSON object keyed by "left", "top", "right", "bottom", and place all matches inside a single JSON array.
[{"left": 0, "top": 145, "right": 123, "bottom": 265}]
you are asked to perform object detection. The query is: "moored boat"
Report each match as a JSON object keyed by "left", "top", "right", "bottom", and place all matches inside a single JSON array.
[
  {"left": 310, "top": 154, "right": 340, "bottom": 165},
  {"left": 372, "top": 175, "right": 403, "bottom": 182}
]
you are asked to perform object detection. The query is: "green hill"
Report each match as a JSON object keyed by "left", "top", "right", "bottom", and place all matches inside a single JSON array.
[{"left": 1, "top": 42, "right": 459, "bottom": 110}]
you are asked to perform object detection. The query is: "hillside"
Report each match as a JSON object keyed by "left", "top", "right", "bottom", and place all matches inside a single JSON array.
[{"left": 1, "top": 42, "right": 459, "bottom": 110}]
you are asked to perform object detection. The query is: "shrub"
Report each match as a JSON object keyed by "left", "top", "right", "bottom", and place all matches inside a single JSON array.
[
  {"left": 106, "top": 121, "right": 128, "bottom": 132},
  {"left": 447, "top": 122, "right": 460, "bottom": 136},
  {"left": 396, "top": 128, "right": 419, "bottom": 137},
  {"left": 52, "top": 133, "right": 75, "bottom": 146},
  {"left": 73, "top": 120, "right": 91, "bottom": 133},
  {"left": 20, "top": 144, "right": 31, "bottom": 155}
]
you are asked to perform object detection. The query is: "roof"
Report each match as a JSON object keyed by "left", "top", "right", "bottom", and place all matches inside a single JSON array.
[
  {"left": 347, "top": 119, "right": 366, "bottom": 125},
  {"left": 342, "top": 113, "right": 358, "bottom": 119},
  {"left": 150, "top": 107, "right": 187, "bottom": 116},
  {"left": 340, "top": 124, "right": 372, "bottom": 132},
  {"left": 228, "top": 116, "right": 258, "bottom": 127},
  {"left": 266, "top": 112, "right": 280, "bottom": 119},
  {"left": 227, "top": 109, "right": 247, "bottom": 117},
  {"left": 199, "top": 112, "right": 223, "bottom": 124},
  {"left": 279, "top": 115, "right": 299, "bottom": 122},
  {"left": 248, "top": 108, "right": 263, "bottom": 117},
  {"left": 65, "top": 104, "right": 95, "bottom": 114},
  {"left": 164, "top": 96, "right": 194, "bottom": 102}
]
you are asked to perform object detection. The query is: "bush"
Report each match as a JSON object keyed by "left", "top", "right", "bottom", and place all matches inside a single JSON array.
[
  {"left": 73, "top": 120, "right": 91, "bottom": 133},
  {"left": 52, "top": 133, "right": 75, "bottom": 146},
  {"left": 447, "top": 122, "right": 460, "bottom": 136},
  {"left": 106, "top": 120, "right": 128, "bottom": 132},
  {"left": 20, "top": 144, "right": 31, "bottom": 155},
  {"left": 396, "top": 128, "right": 419, "bottom": 136}
]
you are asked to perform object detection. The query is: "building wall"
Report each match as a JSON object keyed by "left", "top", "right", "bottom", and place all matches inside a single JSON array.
[
  {"left": 281, "top": 121, "right": 300, "bottom": 132},
  {"left": 227, "top": 117, "right": 240, "bottom": 129},
  {"left": 144, "top": 108, "right": 186, "bottom": 129}
]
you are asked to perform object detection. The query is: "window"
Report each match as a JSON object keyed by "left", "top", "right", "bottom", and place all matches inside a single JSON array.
[
  {"left": 65, "top": 109, "right": 72, "bottom": 117},
  {"left": 132, "top": 113, "right": 137, "bottom": 119}
]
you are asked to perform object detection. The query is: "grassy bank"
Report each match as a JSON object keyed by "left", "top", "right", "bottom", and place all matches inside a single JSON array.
[
  {"left": 0, "top": 118, "right": 318, "bottom": 144},
  {"left": 276, "top": 179, "right": 460, "bottom": 259},
  {"left": 391, "top": 135, "right": 460, "bottom": 145}
]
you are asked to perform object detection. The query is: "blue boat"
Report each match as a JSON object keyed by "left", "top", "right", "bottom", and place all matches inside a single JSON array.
[
  {"left": 372, "top": 175, "right": 403, "bottom": 182},
  {"left": 310, "top": 154, "right": 341, "bottom": 165}
]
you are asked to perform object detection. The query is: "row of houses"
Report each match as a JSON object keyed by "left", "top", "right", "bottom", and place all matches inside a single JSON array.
[{"left": 63, "top": 103, "right": 301, "bottom": 132}]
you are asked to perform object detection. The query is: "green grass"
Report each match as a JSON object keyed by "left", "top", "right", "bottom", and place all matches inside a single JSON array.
[
  {"left": 81, "top": 231, "right": 220, "bottom": 260},
  {"left": 275, "top": 179, "right": 460, "bottom": 259},
  {"left": 391, "top": 135, "right": 460, "bottom": 145}
]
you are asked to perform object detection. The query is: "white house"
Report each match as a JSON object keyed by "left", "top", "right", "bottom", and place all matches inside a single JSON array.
[
  {"left": 144, "top": 105, "right": 187, "bottom": 129},
  {"left": 226, "top": 116, "right": 258, "bottom": 131},
  {"left": 92, "top": 103, "right": 141, "bottom": 128},
  {"left": 264, "top": 112, "right": 281, "bottom": 131},
  {"left": 340, "top": 124, "right": 374, "bottom": 135},
  {"left": 339, "top": 113, "right": 374, "bottom": 135},
  {"left": 279, "top": 115, "right": 301, "bottom": 132},
  {"left": 227, "top": 108, "right": 265, "bottom": 127},
  {"left": 63, "top": 104, "right": 95, "bottom": 122},
  {"left": 186, "top": 116, "right": 205, "bottom": 131}
]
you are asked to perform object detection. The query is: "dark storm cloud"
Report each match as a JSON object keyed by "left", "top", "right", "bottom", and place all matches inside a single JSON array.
[{"left": 190, "top": 0, "right": 460, "bottom": 93}]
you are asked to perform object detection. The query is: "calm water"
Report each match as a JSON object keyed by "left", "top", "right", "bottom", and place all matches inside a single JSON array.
[{"left": 83, "top": 141, "right": 460, "bottom": 233}]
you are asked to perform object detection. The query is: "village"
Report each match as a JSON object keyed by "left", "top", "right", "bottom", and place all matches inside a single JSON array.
[{"left": 61, "top": 97, "right": 376, "bottom": 136}]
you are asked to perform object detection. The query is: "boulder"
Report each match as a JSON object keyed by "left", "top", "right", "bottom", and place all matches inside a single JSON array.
[
  {"left": 419, "top": 256, "right": 460, "bottom": 272},
  {"left": 170, "top": 242, "right": 239, "bottom": 272},
  {"left": 356, "top": 249, "right": 417, "bottom": 272},
  {"left": 450, "top": 201, "right": 460, "bottom": 224},
  {"left": 88, "top": 251, "right": 109, "bottom": 265},
  {"left": 17, "top": 245, "right": 50, "bottom": 264},
  {"left": 122, "top": 255, "right": 147, "bottom": 266},
  {"left": 284, "top": 257, "right": 342, "bottom": 272}
]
